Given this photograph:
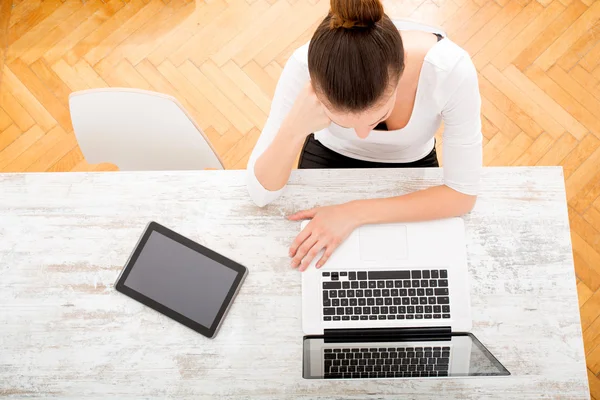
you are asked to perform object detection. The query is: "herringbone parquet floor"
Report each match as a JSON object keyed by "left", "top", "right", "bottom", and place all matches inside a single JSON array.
[{"left": 0, "top": 0, "right": 599, "bottom": 396}]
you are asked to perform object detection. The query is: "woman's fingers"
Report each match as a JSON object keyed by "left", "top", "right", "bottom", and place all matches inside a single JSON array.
[
  {"left": 291, "top": 233, "right": 318, "bottom": 268},
  {"left": 298, "top": 239, "right": 327, "bottom": 272},
  {"left": 287, "top": 207, "right": 318, "bottom": 221},
  {"left": 316, "top": 239, "right": 339, "bottom": 269},
  {"left": 289, "top": 222, "right": 313, "bottom": 257}
]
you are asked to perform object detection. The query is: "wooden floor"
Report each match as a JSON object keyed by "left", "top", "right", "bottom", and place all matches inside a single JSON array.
[{"left": 0, "top": 0, "right": 599, "bottom": 395}]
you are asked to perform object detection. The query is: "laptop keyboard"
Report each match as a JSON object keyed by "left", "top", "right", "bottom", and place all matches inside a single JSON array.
[
  {"left": 323, "top": 346, "right": 451, "bottom": 378},
  {"left": 322, "top": 270, "right": 451, "bottom": 321}
]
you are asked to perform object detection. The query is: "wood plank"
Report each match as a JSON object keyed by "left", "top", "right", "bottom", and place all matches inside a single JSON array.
[
  {"left": 488, "top": 131, "right": 533, "bottom": 166},
  {"left": 587, "top": 368, "right": 600, "bottom": 399},
  {"left": 513, "top": 132, "right": 554, "bottom": 165},
  {"left": 491, "top": 0, "right": 564, "bottom": 70},
  {"left": 26, "top": 133, "right": 78, "bottom": 172},
  {"left": 18, "top": 0, "right": 103, "bottom": 65},
  {"left": 8, "top": 58, "right": 72, "bottom": 131},
  {"left": 7, "top": 0, "right": 82, "bottom": 62},
  {"left": 512, "top": 0, "right": 588, "bottom": 71},
  {"left": 536, "top": 131, "right": 578, "bottom": 166},
  {"left": 566, "top": 143, "right": 600, "bottom": 199},
  {"left": 0, "top": 88, "right": 35, "bottom": 131},
  {"left": 177, "top": 60, "right": 254, "bottom": 134},
  {"left": 580, "top": 41, "right": 600, "bottom": 73},
  {"left": 483, "top": 132, "right": 511, "bottom": 164},
  {"left": 2, "top": 65, "right": 57, "bottom": 131},
  {"left": 47, "top": 146, "right": 84, "bottom": 172},
  {"left": 584, "top": 207, "right": 600, "bottom": 234},
  {"left": 72, "top": 60, "right": 109, "bottom": 89},
  {"left": 220, "top": 61, "right": 271, "bottom": 114},
  {"left": 569, "top": 207, "right": 600, "bottom": 266},
  {"left": 442, "top": 0, "right": 481, "bottom": 39},
  {"left": 0, "top": 109, "right": 12, "bottom": 132},
  {"left": 556, "top": 20, "right": 600, "bottom": 71},
  {"left": 481, "top": 115, "right": 499, "bottom": 140},
  {"left": 481, "top": 65, "right": 565, "bottom": 138},
  {"left": 584, "top": 316, "right": 600, "bottom": 355},
  {"left": 8, "top": 0, "right": 62, "bottom": 46},
  {"left": 221, "top": 127, "right": 260, "bottom": 168},
  {"left": 0, "top": 0, "right": 10, "bottom": 93},
  {"left": 448, "top": 1, "right": 501, "bottom": 46},
  {"left": 242, "top": 60, "right": 277, "bottom": 98},
  {"left": 0, "top": 125, "right": 22, "bottom": 153},
  {"left": 535, "top": 1, "right": 600, "bottom": 71},
  {"left": 0, "top": 125, "right": 45, "bottom": 170},
  {"left": 156, "top": 60, "right": 231, "bottom": 133},
  {"left": 479, "top": 77, "right": 542, "bottom": 138},
  {"left": 3, "top": 124, "right": 68, "bottom": 172},
  {"left": 199, "top": 60, "right": 268, "bottom": 129},
  {"left": 472, "top": 0, "right": 543, "bottom": 69},
  {"left": 570, "top": 65, "right": 600, "bottom": 102},
  {"left": 572, "top": 230, "right": 600, "bottom": 288},
  {"left": 462, "top": 0, "right": 523, "bottom": 57},
  {"left": 29, "top": 59, "right": 73, "bottom": 106},
  {"left": 83, "top": 0, "right": 165, "bottom": 67},
  {"left": 577, "top": 279, "right": 594, "bottom": 307},
  {"left": 571, "top": 169, "right": 600, "bottom": 214},
  {"left": 504, "top": 64, "right": 587, "bottom": 138},
  {"left": 51, "top": 59, "right": 91, "bottom": 92}
]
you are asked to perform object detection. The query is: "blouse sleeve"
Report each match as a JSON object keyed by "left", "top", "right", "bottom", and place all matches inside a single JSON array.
[
  {"left": 246, "top": 49, "right": 310, "bottom": 207},
  {"left": 441, "top": 55, "right": 483, "bottom": 196}
]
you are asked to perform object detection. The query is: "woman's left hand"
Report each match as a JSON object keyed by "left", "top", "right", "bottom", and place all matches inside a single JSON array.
[{"left": 288, "top": 202, "right": 361, "bottom": 271}]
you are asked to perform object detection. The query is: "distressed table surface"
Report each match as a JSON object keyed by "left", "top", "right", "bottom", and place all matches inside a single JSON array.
[{"left": 0, "top": 167, "right": 588, "bottom": 399}]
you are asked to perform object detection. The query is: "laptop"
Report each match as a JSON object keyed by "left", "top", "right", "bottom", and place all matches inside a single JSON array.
[{"left": 300, "top": 218, "right": 510, "bottom": 379}]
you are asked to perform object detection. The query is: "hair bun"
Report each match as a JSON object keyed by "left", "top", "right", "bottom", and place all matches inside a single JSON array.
[{"left": 330, "top": 0, "right": 384, "bottom": 29}]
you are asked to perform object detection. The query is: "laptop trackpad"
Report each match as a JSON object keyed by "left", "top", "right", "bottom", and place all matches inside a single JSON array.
[{"left": 359, "top": 224, "right": 408, "bottom": 261}]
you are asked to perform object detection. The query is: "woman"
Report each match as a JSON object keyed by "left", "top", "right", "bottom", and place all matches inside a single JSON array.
[{"left": 246, "top": 0, "right": 482, "bottom": 271}]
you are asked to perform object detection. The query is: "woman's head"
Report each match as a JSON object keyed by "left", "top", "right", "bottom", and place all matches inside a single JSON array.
[{"left": 308, "top": 0, "right": 404, "bottom": 137}]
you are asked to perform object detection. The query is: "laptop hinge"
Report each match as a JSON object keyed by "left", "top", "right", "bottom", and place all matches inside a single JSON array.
[{"left": 322, "top": 326, "right": 451, "bottom": 343}]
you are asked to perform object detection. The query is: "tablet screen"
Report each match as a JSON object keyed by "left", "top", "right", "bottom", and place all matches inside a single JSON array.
[{"left": 123, "top": 230, "right": 238, "bottom": 329}]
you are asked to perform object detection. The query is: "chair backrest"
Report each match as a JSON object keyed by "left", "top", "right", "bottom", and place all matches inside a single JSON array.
[
  {"left": 392, "top": 18, "right": 446, "bottom": 37},
  {"left": 69, "top": 88, "right": 224, "bottom": 171}
]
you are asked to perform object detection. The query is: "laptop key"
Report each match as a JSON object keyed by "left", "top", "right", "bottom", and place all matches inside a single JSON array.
[
  {"left": 365, "top": 290, "right": 373, "bottom": 297},
  {"left": 388, "top": 315, "right": 396, "bottom": 320},
  {"left": 422, "top": 270, "right": 430, "bottom": 279},
  {"left": 385, "top": 298, "right": 392, "bottom": 305},
  {"left": 440, "top": 270, "right": 448, "bottom": 278},
  {"left": 349, "top": 272, "right": 356, "bottom": 280},
  {"left": 391, "top": 289, "right": 398, "bottom": 296},
  {"left": 406, "top": 315, "right": 414, "bottom": 319},
  {"left": 332, "top": 274, "right": 339, "bottom": 281},
  {"left": 398, "top": 315, "right": 405, "bottom": 319},
  {"left": 342, "top": 282, "right": 350, "bottom": 289},
  {"left": 394, "top": 298, "right": 401, "bottom": 305},
  {"left": 431, "top": 270, "right": 439, "bottom": 278},
  {"left": 334, "top": 316, "right": 341, "bottom": 321},
  {"left": 376, "top": 298, "right": 383, "bottom": 306},
  {"left": 378, "top": 315, "right": 386, "bottom": 320},
  {"left": 368, "top": 271, "right": 411, "bottom": 280},
  {"left": 381, "top": 306, "right": 388, "bottom": 314},
  {"left": 359, "top": 299, "right": 366, "bottom": 306},
  {"left": 351, "top": 281, "right": 359, "bottom": 289},
  {"left": 442, "top": 314, "right": 450, "bottom": 319},
  {"left": 332, "top": 299, "right": 340, "bottom": 306},
  {"left": 351, "top": 316, "right": 359, "bottom": 320},
  {"left": 337, "top": 307, "right": 344, "bottom": 315},
  {"left": 411, "top": 298, "right": 419, "bottom": 305},
  {"left": 354, "top": 307, "right": 361, "bottom": 314},
  {"left": 324, "top": 316, "right": 332, "bottom": 321},
  {"left": 407, "top": 306, "right": 415, "bottom": 313},
  {"left": 416, "top": 306, "right": 424, "bottom": 313},
  {"left": 369, "top": 316, "right": 377, "bottom": 320},
  {"left": 369, "top": 281, "right": 377, "bottom": 288},
  {"left": 350, "top": 299, "right": 357, "bottom": 306},
  {"left": 417, "top": 289, "right": 425, "bottom": 296},
  {"left": 338, "top": 290, "right": 346, "bottom": 297},
  {"left": 330, "top": 290, "right": 337, "bottom": 298},
  {"left": 421, "top": 280, "right": 428, "bottom": 288},
  {"left": 395, "top": 280, "right": 402, "bottom": 288},
  {"left": 420, "top": 297, "right": 428, "bottom": 305},
  {"left": 439, "top": 280, "right": 448, "bottom": 287},
  {"left": 360, "top": 316, "right": 368, "bottom": 320},
  {"left": 428, "top": 297, "right": 436, "bottom": 305},
  {"left": 442, "top": 305, "right": 450, "bottom": 313},
  {"left": 358, "top": 272, "right": 367, "bottom": 280},
  {"left": 341, "top": 299, "right": 348, "bottom": 307},
  {"left": 340, "top": 272, "right": 347, "bottom": 276},
  {"left": 403, "top": 280, "right": 411, "bottom": 287},
  {"left": 342, "top": 316, "right": 350, "bottom": 320},
  {"left": 429, "top": 280, "right": 437, "bottom": 287},
  {"left": 424, "top": 315, "right": 432, "bottom": 319},
  {"left": 360, "top": 281, "right": 368, "bottom": 288},
  {"left": 363, "top": 307, "right": 370, "bottom": 314},
  {"left": 324, "top": 308, "right": 335, "bottom": 315},
  {"left": 390, "top": 306, "right": 397, "bottom": 313},
  {"left": 323, "top": 300, "right": 331, "bottom": 307},
  {"left": 346, "top": 307, "right": 353, "bottom": 315},
  {"left": 434, "top": 305, "right": 441, "bottom": 313},
  {"left": 372, "top": 307, "right": 380, "bottom": 314},
  {"left": 367, "top": 299, "right": 375, "bottom": 306},
  {"left": 426, "top": 289, "right": 434, "bottom": 296},
  {"left": 415, "top": 315, "right": 423, "bottom": 319},
  {"left": 382, "top": 289, "right": 390, "bottom": 296},
  {"left": 437, "top": 297, "right": 450, "bottom": 304},
  {"left": 412, "top": 280, "right": 420, "bottom": 288},
  {"left": 323, "top": 282, "right": 341, "bottom": 289},
  {"left": 409, "top": 289, "right": 416, "bottom": 297},
  {"left": 433, "top": 314, "right": 441, "bottom": 319}
]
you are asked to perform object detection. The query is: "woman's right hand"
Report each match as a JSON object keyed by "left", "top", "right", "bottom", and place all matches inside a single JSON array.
[{"left": 284, "top": 82, "right": 332, "bottom": 137}]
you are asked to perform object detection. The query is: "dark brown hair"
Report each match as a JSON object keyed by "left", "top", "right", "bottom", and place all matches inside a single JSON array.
[{"left": 308, "top": 0, "right": 404, "bottom": 113}]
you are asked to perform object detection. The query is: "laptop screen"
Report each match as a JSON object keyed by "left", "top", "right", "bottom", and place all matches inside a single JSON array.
[{"left": 303, "top": 332, "right": 509, "bottom": 379}]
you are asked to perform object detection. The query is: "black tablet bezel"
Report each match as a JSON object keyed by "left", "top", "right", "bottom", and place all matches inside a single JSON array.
[{"left": 115, "top": 221, "right": 247, "bottom": 339}]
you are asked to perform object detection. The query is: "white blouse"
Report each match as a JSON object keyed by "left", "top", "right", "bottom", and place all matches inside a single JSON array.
[{"left": 246, "top": 37, "right": 482, "bottom": 207}]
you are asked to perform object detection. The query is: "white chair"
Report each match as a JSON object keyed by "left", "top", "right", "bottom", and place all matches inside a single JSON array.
[
  {"left": 392, "top": 18, "right": 446, "bottom": 37},
  {"left": 69, "top": 88, "right": 224, "bottom": 171}
]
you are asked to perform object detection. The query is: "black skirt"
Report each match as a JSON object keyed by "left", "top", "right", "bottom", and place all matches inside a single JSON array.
[{"left": 297, "top": 134, "right": 439, "bottom": 169}]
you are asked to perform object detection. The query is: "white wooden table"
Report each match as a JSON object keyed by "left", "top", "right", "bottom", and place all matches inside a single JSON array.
[{"left": 0, "top": 167, "right": 589, "bottom": 399}]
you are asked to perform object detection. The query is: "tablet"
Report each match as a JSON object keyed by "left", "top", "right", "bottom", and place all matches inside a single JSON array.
[{"left": 115, "top": 222, "right": 247, "bottom": 338}]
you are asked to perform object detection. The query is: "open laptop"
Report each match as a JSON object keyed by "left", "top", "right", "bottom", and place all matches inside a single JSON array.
[{"left": 300, "top": 218, "right": 509, "bottom": 379}]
